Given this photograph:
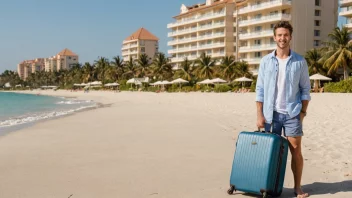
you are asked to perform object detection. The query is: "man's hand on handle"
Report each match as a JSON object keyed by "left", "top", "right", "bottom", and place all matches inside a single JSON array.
[
  {"left": 257, "top": 114, "right": 265, "bottom": 129},
  {"left": 256, "top": 102, "right": 265, "bottom": 129}
]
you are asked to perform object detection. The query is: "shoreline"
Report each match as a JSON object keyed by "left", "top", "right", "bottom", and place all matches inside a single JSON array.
[
  {"left": 0, "top": 91, "right": 351, "bottom": 197},
  {"left": 0, "top": 91, "right": 106, "bottom": 135}
]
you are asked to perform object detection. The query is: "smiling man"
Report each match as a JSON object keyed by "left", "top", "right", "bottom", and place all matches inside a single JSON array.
[{"left": 255, "top": 21, "right": 311, "bottom": 198}]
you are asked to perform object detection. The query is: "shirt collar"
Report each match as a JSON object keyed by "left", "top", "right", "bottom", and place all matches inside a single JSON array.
[{"left": 270, "top": 49, "right": 293, "bottom": 60}]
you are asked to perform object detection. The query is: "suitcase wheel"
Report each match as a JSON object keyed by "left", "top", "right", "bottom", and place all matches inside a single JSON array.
[
  {"left": 227, "top": 185, "right": 235, "bottom": 195},
  {"left": 262, "top": 192, "right": 268, "bottom": 198}
]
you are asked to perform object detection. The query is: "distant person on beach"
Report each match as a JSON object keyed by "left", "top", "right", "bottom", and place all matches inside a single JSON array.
[{"left": 255, "top": 21, "right": 311, "bottom": 198}]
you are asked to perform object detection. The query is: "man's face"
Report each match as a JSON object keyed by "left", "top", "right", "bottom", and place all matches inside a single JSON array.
[{"left": 273, "top": 27, "right": 292, "bottom": 49}]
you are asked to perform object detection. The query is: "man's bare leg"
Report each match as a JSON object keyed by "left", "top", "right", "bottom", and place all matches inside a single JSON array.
[{"left": 287, "top": 136, "right": 309, "bottom": 198}]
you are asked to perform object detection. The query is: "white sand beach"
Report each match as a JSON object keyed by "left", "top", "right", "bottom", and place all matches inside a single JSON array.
[{"left": 0, "top": 90, "right": 351, "bottom": 198}]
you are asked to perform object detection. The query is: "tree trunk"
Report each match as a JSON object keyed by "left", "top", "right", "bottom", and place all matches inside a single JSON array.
[
  {"left": 344, "top": 65, "right": 348, "bottom": 80},
  {"left": 314, "top": 79, "right": 319, "bottom": 93}
]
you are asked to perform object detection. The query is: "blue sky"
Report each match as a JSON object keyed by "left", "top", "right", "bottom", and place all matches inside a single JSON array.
[{"left": 0, "top": 0, "right": 346, "bottom": 73}]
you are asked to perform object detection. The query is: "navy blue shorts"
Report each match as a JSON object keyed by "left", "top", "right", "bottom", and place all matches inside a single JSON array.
[{"left": 265, "top": 111, "right": 303, "bottom": 137}]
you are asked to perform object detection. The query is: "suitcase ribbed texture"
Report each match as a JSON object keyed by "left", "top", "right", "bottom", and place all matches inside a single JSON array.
[{"left": 229, "top": 132, "right": 288, "bottom": 196}]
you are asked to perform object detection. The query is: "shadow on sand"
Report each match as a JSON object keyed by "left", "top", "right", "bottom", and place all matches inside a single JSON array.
[{"left": 229, "top": 180, "right": 352, "bottom": 197}]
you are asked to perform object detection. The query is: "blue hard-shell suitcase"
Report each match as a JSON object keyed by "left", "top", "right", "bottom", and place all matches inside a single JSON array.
[{"left": 227, "top": 131, "right": 289, "bottom": 197}]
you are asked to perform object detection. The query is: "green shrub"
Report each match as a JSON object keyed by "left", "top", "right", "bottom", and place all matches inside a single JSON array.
[
  {"left": 214, "top": 84, "right": 231, "bottom": 92},
  {"left": 324, "top": 78, "right": 352, "bottom": 93}
]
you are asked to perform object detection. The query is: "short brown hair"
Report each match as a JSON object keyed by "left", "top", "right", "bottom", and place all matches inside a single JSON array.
[{"left": 273, "top": 21, "right": 293, "bottom": 36}]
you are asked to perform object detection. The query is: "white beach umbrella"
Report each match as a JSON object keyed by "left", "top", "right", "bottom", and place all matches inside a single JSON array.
[
  {"left": 309, "top": 73, "right": 332, "bottom": 92},
  {"left": 210, "top": 78, "right": 227, "bottom": 84},
  {"left": 171, "top": 78, "right": 189, "bottom": 90},
  {"left": 234, "top": 77, "right": 253, "bottom": 82},
  {"left": 109, "top": 82, "right": 119, "bottom": 86},
  {"left": 15, "top": 84, "right": 22, "bottom": 88},
  {"left": 4, "top": 82, "right": 11, "bottom": 88},
  {"left": 161, "top": 80, "right": 171, "bottom": 85},
  {"left": 197, "top": 79, "right": 213, "bottom": 84},
  {"left": 104, "top": 83, "right": 112, "bottom": 87},
  {"left": 309, "top": 73, "right": 332, "bottom": 81},
  {"left": 90, "top": 81, "right": 102, "bottom": 86},
  {"left": 171, "top": 78, "right": 188, "bottom": 84},
  {"left": 234, "top": 76, "right": 253, "bottom": 90}
]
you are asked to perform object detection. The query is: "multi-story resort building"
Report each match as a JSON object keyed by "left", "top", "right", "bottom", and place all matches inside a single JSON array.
[
  {"left": 340, "top": 0, "right": 352, "bottom": 30},
  {"left": 17, "top": 58, "right": 45, "bottom": 80},
  {"left": 121, "top": 28, "right": 159, "bottom": 62},
  {"left": 17, "top": 48, "right": 79, "bottom": 80},
  {"left": 167, "top": 0, "right": 338, "bottom": 74},
  {"left": 44, "top": 48, "right": 79, "bottom": 72}
]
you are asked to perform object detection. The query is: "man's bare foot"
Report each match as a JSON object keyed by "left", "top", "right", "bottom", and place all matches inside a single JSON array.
[{"left": 294, "top": 188, "right": 309, "bottom": 198}]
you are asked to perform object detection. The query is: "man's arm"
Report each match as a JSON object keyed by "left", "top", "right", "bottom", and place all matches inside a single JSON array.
[
  {"left": 256, "top": 102, "right": 265, "bottom": 128},
  {"left": 256, "top": 59, "right": 265, "bottom": 128},
  {"left": 299, "top": 60, "right": 311, "bottom": 121}
]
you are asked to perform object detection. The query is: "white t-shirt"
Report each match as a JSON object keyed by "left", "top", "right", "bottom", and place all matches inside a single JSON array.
[{"left": 274, "top": 57, "right": 289, "bottom": 114}]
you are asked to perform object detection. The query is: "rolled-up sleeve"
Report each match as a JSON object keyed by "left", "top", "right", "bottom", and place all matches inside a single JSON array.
[
  {"left": 299, "top": 60, "right": 311, "bottom": 101},
  {"left": 255, "top": 59, "right": 265, "bottom": 102}
]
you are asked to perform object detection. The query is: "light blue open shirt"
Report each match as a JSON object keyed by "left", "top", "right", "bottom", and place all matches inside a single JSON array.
[{"left": 255, "top": 50, "right": 311, "bottom": 124}]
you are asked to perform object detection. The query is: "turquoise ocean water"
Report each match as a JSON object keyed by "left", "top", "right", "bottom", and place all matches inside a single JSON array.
[{"left": 0, "top": 92, "right": 96, "bottom": 134}]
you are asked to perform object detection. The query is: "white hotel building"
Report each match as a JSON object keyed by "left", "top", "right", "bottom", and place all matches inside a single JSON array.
[{"left": 167, "top": 0, "right": 338, "bottom": 74}]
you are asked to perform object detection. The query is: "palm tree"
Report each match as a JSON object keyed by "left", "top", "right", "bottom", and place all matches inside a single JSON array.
[
  {"left": 174, "top": 58, "right": 194, "bottom": 82},
  {"left": 136, "top": 54, "right": 151, "bottom": 78},
  {"left": 236, "top": 60, "right": 252, "bottom": 78},
  {"left": 321, "top": 27, "right": 352, "bottom": 80},
  {"left": 305, "top": 48, "right": 326, "bottom": 75},
  {"left": 194, "top": 52, "right": 216, "bottom": 80},
  {"left": 94, "top": 57, "right": 110, "bottom": 84},
  {"left": 123, "top": 57, "right": 138, "bottom": 79},
  {"left": 111, "top": 56, "right": 124, "bottom": 80},
  {"left": 151, "top": 52, "right": 173, "bottom": 81},
  {"left": 81, "top": 62, "right": 94, "bottom": 83},
  {"left": 219, "top": 55, "right": 237, "bottom": 81}
]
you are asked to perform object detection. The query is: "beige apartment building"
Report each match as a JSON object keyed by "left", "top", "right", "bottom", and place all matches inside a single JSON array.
[
  {"left": 122, "top": 28, "right": 159, "bottom": 62},
  {"left": 44, "top": 48, "right": 79, "bottom": 72},
  {"left": 167, "top": 0, "right": 338, "bottom": 74},
  {"left": 340, "top": 0, "right": 352, "bottom": 30},
  {"left": 17, "top": 58, "right": 45, "bottom": 80},
  {"left": 18, "top": 48, "right": 79, "bottom": 80}
]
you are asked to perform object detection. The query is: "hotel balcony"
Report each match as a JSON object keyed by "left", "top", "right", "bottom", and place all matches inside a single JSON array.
[
  {"left": 340, "top": 0, "right": 352, "bottom": 7},
  {"left": 167, "top": 11, "right": 226, "bottom": 28},
  {"left": 168, "top": 22, "right": 225, "bottom": 37},
  {"left": 237, "top": 0, "right": 292, "bottom": 15},
  {"left": 168, "top": 43, "right": 225, "bottom": 54},
  {"left": 212, "top": 52, "right": 226, "bottom": 58},
  {"left": 239, "top": 30, "right": 273, "bottom": 40},
  {"left": 121, "top": 44, "right": 138, "bottom": 50},
  {"left": 340, "top": 7, "right": 352, "bottom": 17},
  {"left": 239, "top": 13, "right": 291, "bottom": 27},
  {"left": 168, "top": 32, "right": 226, "bottom": 46},
  {"left": 170, "top": 56, "right": 198, "bottom": 63},
  {"left": 240, "top": 58, "right": 262, "bottom": 65},
  {"left": 168, "top": 46, "right": 198, "bottom": 54},
  {"left": 345, "top": 23, "right": 352, "bottom": 29},
  {"left": 239, "top": 44, "right": 276, "bottom": 53},
  {"left": 198, "top": 42, "right": 225, "bottom": 50}
]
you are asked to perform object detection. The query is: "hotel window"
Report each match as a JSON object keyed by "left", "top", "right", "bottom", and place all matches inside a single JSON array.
[
  {"left": 140, "top": 40, "right": 145, "bottom": 46},
  {"left": 315, "top": 10, "right": 321, "bottom": 16},
  {"left": 254, "top": 14, "right": 262, "bottom": 19},
  {"left": 254, "top": 52, "right": 262, "bottom": 58},
  {"left": 141, "top": 47, "right": 145, "bottom": 53},
  {"left": 270, "top": 24, "right": 275, "bottom": 29},
  {"left": 254, "top": 26, "right": 262, "bottom": 32},
  {"left": 314, "top": 30, "right": 320, "bottom": 37},
  {"left": 270, "top": 38, "right": 275, "bottom": 44},
  {"left": 269, "top": 11, "right": 279, "bottom": 16},
  {"left": 254, "top": 39, "right": 261, "bottom": 45},
  {"left": 315, "top": 0, "right": 320, "bottom": 6},
  {"left": 315, "top": 20, "right": 320, "bottom": 26},
  {"left": 314, "top": 40, "right": 320, "bottom": 47}
]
